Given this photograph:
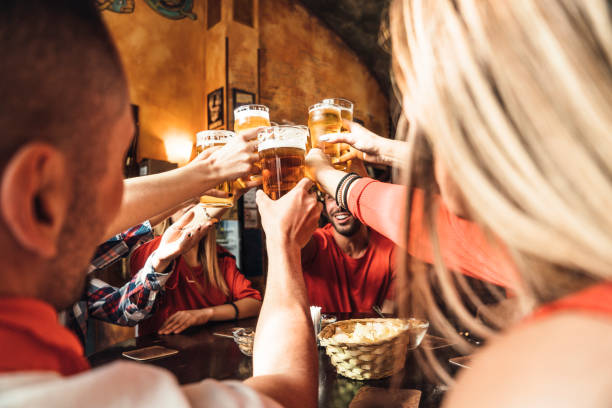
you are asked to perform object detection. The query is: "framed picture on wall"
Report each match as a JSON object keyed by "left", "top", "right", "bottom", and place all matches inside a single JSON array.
[
  {"left": 207, "top": 87, "right": 224, "bottom": 129},
  {"left": 232, "top": 88, "right": 255, "bottom": 110}
]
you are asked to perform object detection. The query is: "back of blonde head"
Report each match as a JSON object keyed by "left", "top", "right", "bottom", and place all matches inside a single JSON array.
[{"left": 390, "top": 0, "right": 612, "bottom": 381}]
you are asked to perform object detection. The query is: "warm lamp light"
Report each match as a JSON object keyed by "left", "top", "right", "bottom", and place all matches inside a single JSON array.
[{"left": 164, "top": 133, "right": 193, "bottom": 164}]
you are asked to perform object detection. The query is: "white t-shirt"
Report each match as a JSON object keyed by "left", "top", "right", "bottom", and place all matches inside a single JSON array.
[{"left": 0, "top": 362, "right": 282, "bottom": 408}]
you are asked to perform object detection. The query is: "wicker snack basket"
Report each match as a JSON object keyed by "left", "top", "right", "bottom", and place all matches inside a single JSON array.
[{"left": 318, "top": 318, "right": 429, "bottom": 380}]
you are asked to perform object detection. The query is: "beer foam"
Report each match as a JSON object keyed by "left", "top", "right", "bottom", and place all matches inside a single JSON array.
[
  {"left": 234, "top": 109, "right": 270, "bottom": 121},
  {"left": 258, "top": 138, "right": 306, "bottom": 152}
]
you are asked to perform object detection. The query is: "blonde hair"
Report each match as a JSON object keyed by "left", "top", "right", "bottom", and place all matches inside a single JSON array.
[
  {"left": 198, "top": 227, "right": 229, "bottom": 297},
  {"left": 390, "top": 0, "right": 612, "bottom": 382},
  {"left": 156, "top": 218, "right": 229, "bottom": 297}
]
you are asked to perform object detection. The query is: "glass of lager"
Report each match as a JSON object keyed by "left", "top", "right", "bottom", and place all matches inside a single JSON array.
[
  {"left": 234, "top": 104, "right": 271, "bottom": 185},
  {"left": 196, "top": 130, "right": 236, "bottom": 208},
  {"left": 321, "top": 98, "right": 353, "bottom": 171},
  {"left": 307, "top": 103, "right": 345, "bottom": 170},
  {"left": 257, "top": 126, "right": 307, "bottom": 200},
  {"left": 234, "top": 104, "right": 271, "bottom": 135}
]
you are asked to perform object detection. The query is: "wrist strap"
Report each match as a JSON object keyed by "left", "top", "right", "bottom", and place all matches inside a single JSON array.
[{"left": 228, "top": 302, "right": 239, "bottom": 321}]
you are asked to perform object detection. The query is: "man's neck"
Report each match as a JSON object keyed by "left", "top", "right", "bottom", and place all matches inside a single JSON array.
[{"left": 332, "top": 224, "right": 370, "bottom": 259}]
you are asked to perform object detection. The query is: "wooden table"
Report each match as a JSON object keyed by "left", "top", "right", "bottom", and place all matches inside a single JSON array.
[{"left": 89, "top": 313, "right": 459, "bottom": 407}]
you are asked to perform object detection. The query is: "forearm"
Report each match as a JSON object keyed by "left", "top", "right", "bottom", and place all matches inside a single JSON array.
[
  {"left": 378, "top": 138, "right": 411, "bottom": 169},
  {"left": 245, "top": 243, "right": 317, "bottom": 408},
  {"left": 106, "top": 163, "right": 224, "bottom": 237},
  {"left": 208, "top": 297, "right": 261, "bottom": 321}
]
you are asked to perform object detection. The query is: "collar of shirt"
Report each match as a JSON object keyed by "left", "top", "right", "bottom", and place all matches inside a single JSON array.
[{"left": 0, "top": 297, "right": 89, "bottom": 376}]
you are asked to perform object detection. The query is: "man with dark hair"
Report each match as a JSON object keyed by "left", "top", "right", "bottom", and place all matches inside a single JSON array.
[
  {"left": 301, "top": 192, "right": 398, "bottom": 313},
  {"left": 0, "top": 2, "right": 318, "bottom": 407}
]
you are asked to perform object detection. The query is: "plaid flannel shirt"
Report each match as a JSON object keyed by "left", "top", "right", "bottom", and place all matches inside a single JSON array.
[{"left": 66, "top": 222, "right": 172, "bottom": 344}]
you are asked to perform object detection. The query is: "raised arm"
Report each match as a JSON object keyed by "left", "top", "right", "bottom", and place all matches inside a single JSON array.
[
  {"left": 306, "top": 149, "right": 519, "bottom": 289},
  {"left": 105, "top": 128, "right": 260, "bottom": 238},
  {"left": 319, "top": 120, "right": 411, "bottom": 169},
  {"left": 244, "top": 178, "right": 321, "bottom": 408}
]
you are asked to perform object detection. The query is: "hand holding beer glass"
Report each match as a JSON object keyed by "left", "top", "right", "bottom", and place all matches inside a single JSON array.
[
  {"left": 308, "top": 101, "right": 349, "bottom": 171},
  {"left": 234, "top": 104, "right": 271, "bottom": 186},
  {"left": 196, "top": 130, "right": 237, "bottom": 207},
  {"left": 321, "top": 98, "right": 354, "bottom": 170},
  {"left": 258, "top": 125, "right": 307, "bottom": 200}
]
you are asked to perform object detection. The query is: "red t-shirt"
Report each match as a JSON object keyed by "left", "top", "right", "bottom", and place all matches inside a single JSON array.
[
  {"left": 301, "top": 224, "right": 397, "bottom": 313},
  {"left": 130, "top": 237, "right": 262, "bottom": 335},
  {"left": 0, "top": 298, "right": 89, "bottom": 376}
]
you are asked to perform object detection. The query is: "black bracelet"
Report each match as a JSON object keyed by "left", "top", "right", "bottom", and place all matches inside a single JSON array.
[
  {"left": 228, "top": 302, "right": 239, "bottom": 321},
  {"left": 342, "top": 174, "right": 361, "bottom": 210},
  {"left": 335, "top": 172, "right": 358, "bottom": 208}
]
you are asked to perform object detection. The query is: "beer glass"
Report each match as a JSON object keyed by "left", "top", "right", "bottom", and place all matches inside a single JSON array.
[
  {"left": 234, "top": 104, "right": 271, "bottom": 135},
  {"left": 258, "top": 126, "right": 307, "bottom": 200},
  {"left": 307, "top": 103, "right": 345, "bottom": 170},
  {"left": 196, "top": 130, "right": 236, "bottom": 208},
  {"left": 234, "top": 104, "right": 271, "bottom": 185},
  {"left": 322, "top": 98, "right": 354, "bottom": 171}
]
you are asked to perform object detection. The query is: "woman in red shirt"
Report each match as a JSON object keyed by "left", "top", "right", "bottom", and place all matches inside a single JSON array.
[{"left": 130, "top": 204, "right": 262, "bottom": 335}]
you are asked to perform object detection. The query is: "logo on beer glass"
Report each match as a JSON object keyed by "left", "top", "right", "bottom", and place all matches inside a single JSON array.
[
  {"left": 196, "top": 130, "right": 236, "bottom": 208},
  {"left": 257, "top": 126, "right": 307, "bottom": 200}
]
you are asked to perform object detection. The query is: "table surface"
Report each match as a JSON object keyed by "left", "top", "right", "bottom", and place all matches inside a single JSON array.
[{"left": 88, "top": 313, "right": 461, "bottom": 408}]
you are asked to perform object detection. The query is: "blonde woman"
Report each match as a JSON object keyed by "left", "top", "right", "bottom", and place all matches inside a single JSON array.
[
  {"left": 129, "top": 204, "right": 262, "bottom": 335},
  {"left": 307, "top": 0, "right": 612, "bottom": 406}
]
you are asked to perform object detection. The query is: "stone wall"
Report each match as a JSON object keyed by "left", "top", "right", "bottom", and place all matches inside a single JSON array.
[{"left": 259, "top": 0, "right": 389, "bottom": 137}]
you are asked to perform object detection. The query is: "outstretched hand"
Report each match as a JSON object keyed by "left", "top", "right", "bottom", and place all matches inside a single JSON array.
[
  {"left": 152, "top": 205, "right": 217, "bottom": 272},
  {"left": 256, "top": 178, "right": 322, "bottom": 250},
  {"left": 320, "top": 120, "right": 392, "bottom": 166}
]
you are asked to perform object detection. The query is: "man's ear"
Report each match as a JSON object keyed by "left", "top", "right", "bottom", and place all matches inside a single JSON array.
[{"left": 0, "top": 143, "right": 71, "bottom": 258}]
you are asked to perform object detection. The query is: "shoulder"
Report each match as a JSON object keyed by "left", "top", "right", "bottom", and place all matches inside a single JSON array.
[
  {"left": 216, "top": 245, "right": 237, "bottom": 262},
  {"left": 445, "top": 312, "right": 612, "bottom": 408},
  {"left": 368, "top": 228, "right": 396, "bottom": 253},
  {"left": 0, "top": 362, "right": 189, "bottom": 407}
]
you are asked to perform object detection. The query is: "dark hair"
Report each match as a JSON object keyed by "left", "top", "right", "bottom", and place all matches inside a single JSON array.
[{"left": 0, "top": 0, "right": 128, "bottom": 170}]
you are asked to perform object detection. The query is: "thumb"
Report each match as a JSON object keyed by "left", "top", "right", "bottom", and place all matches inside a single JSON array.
[{"left": 256, "top": 189, "right": 271, "bottom": 208}]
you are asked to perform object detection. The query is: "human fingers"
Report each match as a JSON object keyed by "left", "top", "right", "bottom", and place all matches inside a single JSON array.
[
  {"left": 172, "top": 208, "right": 196, "bottom": 230},
  {"left": 158, "top": 313, "right": 180, "bottom": 334},
  {"left": 192, "top": 146, "right": 221, "bottom": 162},
  {"left": 160, "top": 314, "right": 187, "bottom": 335},
  {"left": 203, "top": 188, "right": 230, "bottom": 198},
  {"left": 238, "top": 126, "right": 266, "bottom": 142}
]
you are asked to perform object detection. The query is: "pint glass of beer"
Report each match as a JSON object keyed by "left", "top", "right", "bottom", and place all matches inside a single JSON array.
[
  {"left": 234, "top": 104, "right": 271, "bottom": 135},
  {"left": 234, "top": 104, "right": 271, "bottom": 185},
  {"left": 307, "top": 103, "right": 345, "bottom": 170},
  {"left": 257, "top": 126, "right": 307, "bottom": 200},
  {"left": 322, "top": 98, "right": 354, "bottom": 170},
  {"left": 196, "top": 130, "right": 236, "bottom": 208}
]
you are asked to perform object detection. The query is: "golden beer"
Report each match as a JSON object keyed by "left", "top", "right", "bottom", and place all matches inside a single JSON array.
[
  {"left": 258, "top": 126, "right": 307, "bottom": 200},
  {"left": 322, "top": 98, "right": 354, "bottom": 170},
  {"left": 308, "top": 103, "right": 344, "bottom": 169},
  {"left": 196, "top": 130, "right": 236, "bottom": 207},
  {"left": 234, "top": 104, "right": 271, "bottom": 135},
  {"left": 234, "top": 104, "right": 271, "bottom": 184}
]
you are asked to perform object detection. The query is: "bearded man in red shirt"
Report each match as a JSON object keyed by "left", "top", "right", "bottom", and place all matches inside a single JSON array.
[{"left": 301, "top": 192, "right": 398, "bottom": 314}]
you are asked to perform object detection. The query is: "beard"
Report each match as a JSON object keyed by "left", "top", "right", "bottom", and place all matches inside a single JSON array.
[
  {"left": 42, "top": 170, "right": 108, "bottom": 311},
  {"left": 329, "top": 215, "right": 363, "bottom": 237}
]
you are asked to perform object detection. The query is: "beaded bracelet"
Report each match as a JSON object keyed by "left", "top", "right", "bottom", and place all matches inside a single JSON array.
[
  {"left": 341, "top": 174, "right": 361, "bottom": 210},
  {"left": 335, "top": 172, "right": 358, "bottom": 209}
]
